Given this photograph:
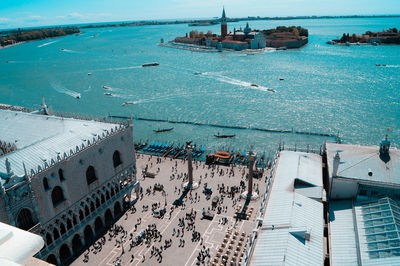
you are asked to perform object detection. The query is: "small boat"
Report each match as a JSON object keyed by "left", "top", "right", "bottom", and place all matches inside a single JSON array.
[
  {"left": 279, "top": 78, "right": 284, "bottom": 81},
  {"left": 61, "top": 48, "right": 65, "bottom": 51},
  {"left": 154, "top": 128, "right": 174, "bottom": 133},
  {"left": 103, "top": 86, "right": 112, "bottom": 90},
  {"left": 104, "top": 92, "right": 113, "bottom": 96},
  {"left": 122, "top": 101, "right": 135, "bottom": 106},
  {"left": 194, "top": 72, "right": 202, "bottom": 75},
  {"left": 88, "top": 73, "right": 92, "bottom": 76},
  {"left": 142, "top": 62, "right": 160, "bottom": 67},
  {"left": 267, "top": 88, "right": 276, "bottom": 93},
  {"left": 93, "top": 34, "right": 98, "bottom": 37},
  {"left": 251, "top": 84, "right": 259, "bottom": 87},
  {"left": 214, "top": 133, "right": 235, "bottom": 138},
  {"left": 76, "top": 94, "right": 81, "bottom": 99},
  {"left": 376, "top": 64, "right": 387, "bottom": 67}
]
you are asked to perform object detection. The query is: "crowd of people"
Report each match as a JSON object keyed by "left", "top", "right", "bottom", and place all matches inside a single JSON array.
[{"left": 79, "top": 153, "right": 267, "bottom": 266}]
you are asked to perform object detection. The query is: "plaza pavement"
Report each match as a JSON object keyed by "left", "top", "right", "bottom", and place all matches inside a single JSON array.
[{"left": 72, "top": 153, "right": 269, "bottom": 266}]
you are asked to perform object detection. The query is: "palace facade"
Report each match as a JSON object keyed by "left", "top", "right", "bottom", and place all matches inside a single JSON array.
[{"left": 0, "top": 108, "right": 139, "bottom": 265}]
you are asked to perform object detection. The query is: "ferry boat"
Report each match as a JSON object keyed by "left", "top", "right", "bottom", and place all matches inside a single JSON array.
[{"left": 142, "top": 62, "right": 160, "bottom": 67}]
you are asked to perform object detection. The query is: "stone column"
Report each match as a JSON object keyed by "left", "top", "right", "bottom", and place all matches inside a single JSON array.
[
  {"left": 187, "top": 148, "right": 193, "bottom": 189},
  {"left": 248, "top": 155, "right": 254, "bottom": 197}
]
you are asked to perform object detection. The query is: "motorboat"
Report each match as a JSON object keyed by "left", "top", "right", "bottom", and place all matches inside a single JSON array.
[
  {"left": 154, "top": 128, "right": 174, "bottom": 133},
  {"left": 122, "top": 101, "right": 135, "bottom": 106},
  {"left": 375, "top": 64, "right": 386, "bottom": 67},
  {"left": 87, "top": 73, "right": 92, "bottom": 76},
  {"left": 251, "top": 84, "right": 259, "bottom": 87},
  {"left": 214, "top": 133, "right": 235, "bottom": 138},
  {"left": 104, "top": 92, "right": 112, "bottom": 96},
  {"left": 103, "top": 85, "right": 112, "bottom": 90},
  {"left": 76, "top": 94, "right": 81, "bottom": 99},
  {"left": 142, "top": 62, "right": 160, "bottom": 67},
  {"left": 194, "top": 72, "right": 202, "bottom": 75},
  {"left": 279, "top": 78, "right": 284, "bottom": 81}
]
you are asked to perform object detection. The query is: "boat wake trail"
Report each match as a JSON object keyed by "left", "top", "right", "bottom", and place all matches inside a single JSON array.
[
  {"left": 37, "top": 41, "right": 58, "bottom": 48},
  {"left": 60, "top": 49, "right": 80, "bottom": 53},
  {"left": 51, "top": 83, "right": 81, "bottom": 98},
  {"left": 200, "top": 72, "right": 276, "bottom": 93}
]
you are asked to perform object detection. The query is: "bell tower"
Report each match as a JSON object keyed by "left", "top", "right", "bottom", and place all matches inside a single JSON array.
[{"left": 221, "top": 7, "right": 227, "bottom": 39}]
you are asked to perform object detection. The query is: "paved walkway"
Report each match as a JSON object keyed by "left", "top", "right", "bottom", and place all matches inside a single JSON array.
[{"left": 72, "top": 154, "right": 269, "bottom": 266}]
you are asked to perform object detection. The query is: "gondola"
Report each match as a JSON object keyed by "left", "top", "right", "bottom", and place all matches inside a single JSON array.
[
  {"left": 154, "top": 128, "right": 174, "bottom": 133},
  {"left": 214, "top": 134, "right": 235, "bottom": 138}
]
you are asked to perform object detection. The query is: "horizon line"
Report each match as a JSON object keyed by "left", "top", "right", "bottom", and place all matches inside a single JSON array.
[{"left": 1, "top": 13, "right": 400, "bottom": 31}]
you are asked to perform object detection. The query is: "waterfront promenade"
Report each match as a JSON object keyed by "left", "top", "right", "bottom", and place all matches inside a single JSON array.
[{"left": 72, "top": 153, "right": 269, "bottom": 266}]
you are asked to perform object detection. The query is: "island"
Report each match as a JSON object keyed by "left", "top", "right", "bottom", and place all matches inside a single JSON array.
[
  {"left": 0, "top": 27, "right": 80, "bottom": 48},
  {"left": 172, "top": 8, "right": 308, "bottom": 51},
  {"left": 327, "top": 28, "right": 400, "bottom": 45}
]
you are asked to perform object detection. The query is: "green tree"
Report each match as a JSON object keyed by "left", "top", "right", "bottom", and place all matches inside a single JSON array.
[{"left": 292, "top": 27, "right": 299, "bottom": 37}]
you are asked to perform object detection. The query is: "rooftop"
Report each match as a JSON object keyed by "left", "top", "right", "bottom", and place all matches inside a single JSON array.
[
  {"left": 0, "top": 110, "right": 123, "bottom": 181},
  {"left": 0, "top": 222, "right": 44, "bottom": 265},
  {"left": 326, "top": 143, "right": 400, "bottom": 186},
  {"left": 330, "top": 197, "right": 400, "bottom": 265},
  {"left": 250, "top": 151, "right": 325, "bottom": 266}
]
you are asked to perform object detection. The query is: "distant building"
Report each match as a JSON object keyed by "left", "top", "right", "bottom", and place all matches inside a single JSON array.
[
  {"left": 0, "top": 109, "right": 139, "bottom": 265},
  {"left": 221, "top": 7, "right": 228, "bottom": 39},
  {"left": 174, "top": 7, "right": 308, "bottom": 51}
]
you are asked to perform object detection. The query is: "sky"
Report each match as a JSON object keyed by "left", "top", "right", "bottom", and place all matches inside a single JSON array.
[{"left": 0, "top": 0, "right": 399, "bottom": 29}]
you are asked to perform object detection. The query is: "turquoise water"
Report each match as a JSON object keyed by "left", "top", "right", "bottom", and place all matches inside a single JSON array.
[{"left": 0, "top": 18, "right": 399, "bottom": 155}]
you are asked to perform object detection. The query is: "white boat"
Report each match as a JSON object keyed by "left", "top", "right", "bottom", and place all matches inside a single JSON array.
[
  {"left": 103, "top": 86, "right": 112, "bottom": 90},
  {"left": 104, "top": 92, "right": 112, "bottom": 96},
  {"left": 88, "top": 73, "right": 92, "bottom": 76},
  {"left": 76, "top": 94, "right": 81, "bottom": 99}
]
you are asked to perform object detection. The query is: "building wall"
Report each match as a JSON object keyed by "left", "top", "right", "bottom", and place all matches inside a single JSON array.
[
  {"left": 222, "top": 41, "right": 248, "bottom": 50},
  {"left": 250, "top": 33, "right": 266, "bottom": 49},
  {"left": 30, "top": 127, "right": 135, "bottom": 224},
  {"left": 330, "top": 178, "right": 359, "bottom": 199}
]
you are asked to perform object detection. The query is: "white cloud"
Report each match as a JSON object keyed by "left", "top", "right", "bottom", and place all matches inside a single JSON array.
[{"left": 68, "top": 12, "right": 84, "bottom": 18}]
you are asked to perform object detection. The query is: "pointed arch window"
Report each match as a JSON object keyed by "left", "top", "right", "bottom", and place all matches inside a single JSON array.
[
  {"left": 86, "top": 166, "right": 97, "bottom": 185},
  {"left": 51, "top": 186, "right": 65, "bottom": 207},
  {"left": 113, "top": 151, "right": 122, "bottom": 168}
]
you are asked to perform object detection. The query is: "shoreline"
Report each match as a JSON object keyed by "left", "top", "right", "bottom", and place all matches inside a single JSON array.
[{"left": 0, "top": 41, "right": 25, "bottom": 50}]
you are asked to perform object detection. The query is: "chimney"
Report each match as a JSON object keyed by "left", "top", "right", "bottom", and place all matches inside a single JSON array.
[
  {"left": 379, "top": 134, "right": 390, "bottom": 156},
  {"left": 332, "top": 151, "right": 340, "bottom": 177}
]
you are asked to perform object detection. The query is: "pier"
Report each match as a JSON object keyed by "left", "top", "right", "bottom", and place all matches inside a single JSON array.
[{"left": 158, "top": 43, "right": 219, "bottom": 53}]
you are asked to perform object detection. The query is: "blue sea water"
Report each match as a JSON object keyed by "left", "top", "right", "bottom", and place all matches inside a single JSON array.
[{"left": 0, "top": 18, "right": 399, "bottom": 155}]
